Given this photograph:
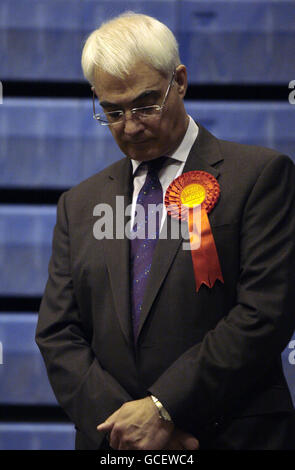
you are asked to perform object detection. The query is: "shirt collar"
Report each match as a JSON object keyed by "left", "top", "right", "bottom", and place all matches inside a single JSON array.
[{"left": 131, "top": 115, "right": 199, "bottom": 175}]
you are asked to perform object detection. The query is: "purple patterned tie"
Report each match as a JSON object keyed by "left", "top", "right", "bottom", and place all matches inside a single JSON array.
[{"left": 130, "top": 157, "right": 167, "bottom": 340}]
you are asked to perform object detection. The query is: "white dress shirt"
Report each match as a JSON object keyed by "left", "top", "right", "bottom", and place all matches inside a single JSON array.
[{"left": 130, "top": 116, "right": 199, "bottom": 229}]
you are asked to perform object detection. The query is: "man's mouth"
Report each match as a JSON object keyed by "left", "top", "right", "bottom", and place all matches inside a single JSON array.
[{"left": 130, "top": 140, "right": 149, "bottom": 145}]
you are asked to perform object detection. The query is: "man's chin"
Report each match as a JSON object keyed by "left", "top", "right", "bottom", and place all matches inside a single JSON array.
[{"left": 126, "top": 147, "right": 161, "bottom": 162}]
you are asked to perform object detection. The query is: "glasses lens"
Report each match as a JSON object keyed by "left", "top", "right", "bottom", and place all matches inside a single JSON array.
[
  {"left": 134, "top": 106, "right": 161, "bottom": 119},
  {"left": 93, "top": 92, "right": 163, "bottom": 125},
  {"left": 93, "top": 95, "right": 123, "bottom": 126},
  {"left": 106, "top": 111, "right": 124, "bottom": 124}
]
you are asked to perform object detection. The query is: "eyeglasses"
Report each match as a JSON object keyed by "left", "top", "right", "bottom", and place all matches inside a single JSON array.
[{"left": 92, "top": 70, "right": 176, "bottom": 126}]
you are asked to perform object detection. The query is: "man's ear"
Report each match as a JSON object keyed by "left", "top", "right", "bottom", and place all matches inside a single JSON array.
[{"left": 175, "top": 65, "right": 188, "bottom": 98}]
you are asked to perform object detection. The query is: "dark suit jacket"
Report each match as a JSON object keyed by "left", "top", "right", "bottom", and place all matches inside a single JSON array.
[{"left": 36, "top": 124, "right": 295, "bottom": 450}]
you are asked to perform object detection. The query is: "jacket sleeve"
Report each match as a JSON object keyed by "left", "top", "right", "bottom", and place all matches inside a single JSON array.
[
  {"left": 35, "top": 191, "right": 132, "bottom": 447},
  {"left": 148, "top": 153, "right": 295, "bottom": 434}
]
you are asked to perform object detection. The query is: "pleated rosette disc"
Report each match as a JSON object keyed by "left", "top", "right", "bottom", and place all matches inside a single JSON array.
[{"left": 165, "top": 170, "right": 220, "bottom": 221}]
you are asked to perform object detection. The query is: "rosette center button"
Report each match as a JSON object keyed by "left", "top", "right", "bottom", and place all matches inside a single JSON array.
[{"left": 180, "top": 184, "right": 206, "bottom": 207}]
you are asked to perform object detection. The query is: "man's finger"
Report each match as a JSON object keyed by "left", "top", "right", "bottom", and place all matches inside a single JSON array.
[
  {"left": 180, "top": 435, "right": 199, "bottom": 450},
  {"left": 97, "top": 421, "right": 114, "bottom": 431},
  {"left": 97, "top": 408, "right": 120, "bottom": 431},
  {"left": 173, "top": 429, "right": 199, "bottom": 450}
]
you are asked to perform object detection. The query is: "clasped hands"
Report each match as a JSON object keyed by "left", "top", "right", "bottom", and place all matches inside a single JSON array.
[{"left": 97, "top": 397, "right": 199, "bottom": 450}]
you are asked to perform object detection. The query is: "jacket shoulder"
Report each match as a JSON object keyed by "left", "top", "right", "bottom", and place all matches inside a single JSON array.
[
  {"left": 70, "top": 157, "right": 127, "bottom": 194},
  {"left": 58, "top": 156, "right": 129, "bottom": 210},
  {"left": 217, "top": 137, "right": 294, "bottom": 182}
]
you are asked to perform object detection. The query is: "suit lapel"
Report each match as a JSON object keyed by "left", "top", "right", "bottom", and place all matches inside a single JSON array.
[
  {"left": 136, "top": 123, "right": 224, "bottom": 340},
  {"left": 102, "top": 157, "right": 134, "bottom": 346}
]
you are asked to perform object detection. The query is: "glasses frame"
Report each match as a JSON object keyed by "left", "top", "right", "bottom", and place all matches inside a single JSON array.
[{"left": 92, "top": 69, "right": 176, "bottom": 126}]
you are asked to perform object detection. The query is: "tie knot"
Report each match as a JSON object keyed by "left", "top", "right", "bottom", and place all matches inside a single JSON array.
[
  {"left": 134, "top": 157, "right": 169, "bottom": 178},
  {"left": 144, "top": 156, "right": 168, "bottom": 175}
]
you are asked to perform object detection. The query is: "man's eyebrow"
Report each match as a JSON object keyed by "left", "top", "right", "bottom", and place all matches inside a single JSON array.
[{"left": 99, "top": 89, "right": 160, "bottom": 108}]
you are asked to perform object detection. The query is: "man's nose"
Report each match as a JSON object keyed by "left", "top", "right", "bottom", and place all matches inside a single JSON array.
[{"left": 123, "top": 111, "right": 145, "bottom": 135}]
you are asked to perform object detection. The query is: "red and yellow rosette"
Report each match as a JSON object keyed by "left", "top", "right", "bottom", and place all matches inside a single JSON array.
[{"left": 165, "top": 171, "right": 224, "bottom": 292}]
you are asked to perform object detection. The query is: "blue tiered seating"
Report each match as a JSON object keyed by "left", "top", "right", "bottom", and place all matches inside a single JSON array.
[
  {"left": 179, "top": 0, "right": 295, "bottom": 83},
  {"left": 1, "top": 1, "right": 294, "bottom": 83},
  {"left": 0, "top": 0, "right": 177, "bottom": 81},
  {"left": 0, "top": 424, "right": 75, "bottom": 450},
  {"left": 0, "top": 98, "right": 122, "bottom": 188},
  {"left": 0, "top": 206, "right": 56, "bottom": 295},
  {"left": 0, "top": 314, "right": 57, "bottom": 404},
  {"left": 0, "top": 314, "right": 75, "bottom": 449}
]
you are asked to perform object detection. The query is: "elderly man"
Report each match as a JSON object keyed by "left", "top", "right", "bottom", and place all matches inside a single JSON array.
[{"left": 36, "top": 12, "right": 295, "bottom": 450}]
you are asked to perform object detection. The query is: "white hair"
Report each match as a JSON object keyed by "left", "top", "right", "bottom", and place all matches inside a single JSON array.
[{"left": 81, "top": 11, "right": 181, "bottom": 84}]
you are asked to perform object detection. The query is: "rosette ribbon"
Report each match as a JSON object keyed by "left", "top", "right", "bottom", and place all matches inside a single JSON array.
[{"left": 165, "top": 171, "right": 224, "bottom": 291}]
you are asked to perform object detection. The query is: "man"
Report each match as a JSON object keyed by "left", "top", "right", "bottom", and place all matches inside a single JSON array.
[{"left": 36, "top": 12, "right": 295, "bottom": 450}]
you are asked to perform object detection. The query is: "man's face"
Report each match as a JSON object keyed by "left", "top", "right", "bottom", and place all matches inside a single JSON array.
[{"left": 92, "top": 63, "right": 188, "bottom": 161}]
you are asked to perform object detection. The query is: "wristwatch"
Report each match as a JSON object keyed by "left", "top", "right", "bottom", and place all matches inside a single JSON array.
[{"left": 150, "top": 395, "right": 173, "bottom": 422}]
